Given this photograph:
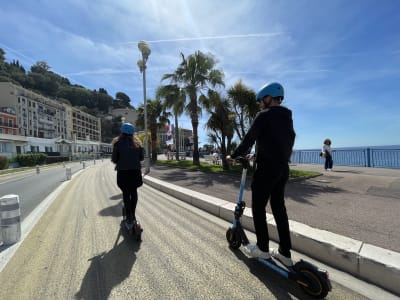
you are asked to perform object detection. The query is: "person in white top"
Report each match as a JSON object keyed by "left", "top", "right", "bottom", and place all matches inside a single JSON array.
[{"left": 322, "top": 138, "right": 334, "bottom": 170}]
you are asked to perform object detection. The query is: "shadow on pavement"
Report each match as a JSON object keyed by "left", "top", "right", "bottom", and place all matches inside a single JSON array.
[
  {"left": 75, "top": 228, "right": 141, "bottom": 300},
  {"left": 229, "top": 247, "right": 316, "bottom": 300},
  {"left": 285, "top": 180, "right": 344, "bottom": 205},
  {"left": 98, "top": 201, "right": 122, "bottom": 218},
  {"left": 109, "top": 193, "right": 122, "bottom": 200}
]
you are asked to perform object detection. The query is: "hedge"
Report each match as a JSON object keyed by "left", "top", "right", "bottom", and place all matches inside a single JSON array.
[
  {"left": 0, "top": 156, "right": 9, "bottom": 170},
  {"left": 15, "top": 153, "right": 47, "bottom": 166}
]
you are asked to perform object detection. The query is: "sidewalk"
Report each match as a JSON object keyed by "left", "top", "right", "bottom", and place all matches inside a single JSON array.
[{"left": 143, "top": 160, "right": 400, "bottom": 295}]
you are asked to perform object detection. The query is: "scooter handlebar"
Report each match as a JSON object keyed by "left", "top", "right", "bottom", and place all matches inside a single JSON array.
[{"left": 235, "top": 156, "right": 250, "bottom": 170}]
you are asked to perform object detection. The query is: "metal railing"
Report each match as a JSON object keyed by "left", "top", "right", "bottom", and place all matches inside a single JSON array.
[{"left": 290, "top": 148, "right": 400, "bottom": 169}]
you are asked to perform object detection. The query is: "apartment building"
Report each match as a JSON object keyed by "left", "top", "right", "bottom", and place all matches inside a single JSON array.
[
  {"left": 0, "top": 82, "right": 101, "bottom": 141},
  {"left": 0, "top": 82, "right": 102, "bottom": 159},
  {"left": 0, "top": 107, "right": 17, "bottom": 135}
]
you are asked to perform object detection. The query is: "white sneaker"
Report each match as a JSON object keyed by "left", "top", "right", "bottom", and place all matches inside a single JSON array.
[
  {"left": 271, "top": 248, "right": 293, "bottom": 266},
  {"left": 244, "top": 244, "right": 270, "bottom": 259}
]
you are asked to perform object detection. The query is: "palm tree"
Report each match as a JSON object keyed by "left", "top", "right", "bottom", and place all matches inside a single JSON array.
[
  {"left": 202, "top": 90, "right": 235, "bottom": 169},
  {"left": 162, "top": 51, "right": 224, "bottom": 165},
  {"left": 156, "top": 84, "right": 186, "bottom": 160},
  {"left": 136, "top": 98, "right": 170, "bottom": 162},
  {"left": 227, "top": 80, "right": 258, "bottom": 141}
]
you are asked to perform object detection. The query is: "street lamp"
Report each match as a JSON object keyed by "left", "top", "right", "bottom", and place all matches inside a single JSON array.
[{"left": 137, "top": 40, "right": 151, "bottom": 174}]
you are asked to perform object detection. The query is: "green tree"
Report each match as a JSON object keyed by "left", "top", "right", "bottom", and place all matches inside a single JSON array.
[
  {"left": 115, "top": 92, "right": 131, "bottom": 107},
  {"left": 30, "top": 61, "right": 50, "bottom": 74},
  {"left": 136, "top": 99, "right": 170, "bottom": 162},
  {"left": 0, "top": 48, "right": 5, "bottom": 63},
  {"left": 162, "top": 51, "right": 224, "bottom": 165},
  {"left": 202, "top": 90, "right": 235, "bottom": 169},
  {"left": 227, "top": 80, "right": 258, "bottom": 141},
  {"left": 156, "top": 84, "right": 186, "bottom": 160}
]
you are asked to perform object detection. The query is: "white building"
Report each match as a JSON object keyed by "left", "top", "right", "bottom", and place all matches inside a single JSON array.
[{"left": 0, "top": 82, "right": 103, "bottom": 160}]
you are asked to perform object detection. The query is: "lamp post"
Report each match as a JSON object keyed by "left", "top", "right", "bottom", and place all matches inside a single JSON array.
[{"left": 137, "top": 40, "right": 151, "bottom": 174}]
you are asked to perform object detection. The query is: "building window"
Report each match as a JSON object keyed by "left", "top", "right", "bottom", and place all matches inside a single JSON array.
[{"left": 8, "top": 119, "right": 13, "bottom": 127}]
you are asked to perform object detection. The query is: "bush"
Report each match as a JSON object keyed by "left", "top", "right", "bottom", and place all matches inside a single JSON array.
[
  {"left": 15, "top": 153, "right": 48, "bottom": 166},
  {"left": 0, "top": 156, "right": 9, "bottom": 170}
]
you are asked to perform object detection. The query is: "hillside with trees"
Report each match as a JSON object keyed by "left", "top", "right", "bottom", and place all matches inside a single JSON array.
[{"left": 0, "top": 48, "right": 131, "bottom": 142}]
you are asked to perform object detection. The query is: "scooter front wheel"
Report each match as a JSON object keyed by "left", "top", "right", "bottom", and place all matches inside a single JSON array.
[
  {"left": 226, "top": 228, "right": 241, "bottom": 249},
  {"left": 297, "top": 267, "right": 330, "bottom": 299}
]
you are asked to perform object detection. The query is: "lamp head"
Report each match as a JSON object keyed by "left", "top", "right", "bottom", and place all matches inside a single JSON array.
[{"left": 138, "top": 40, "right": 151, "bottom": 59}]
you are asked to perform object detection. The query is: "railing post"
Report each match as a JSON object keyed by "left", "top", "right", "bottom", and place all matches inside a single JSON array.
[{"left": 367, "top": 148, "right": 371, "bottom": 167}]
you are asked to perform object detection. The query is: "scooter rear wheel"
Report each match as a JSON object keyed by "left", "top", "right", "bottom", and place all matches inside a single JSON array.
[
  {"left": 226, "top": 228, "right": 241, "bottom": 249},
  {"left": 297, "top": 267, "right": 330, "bottom": 299}
]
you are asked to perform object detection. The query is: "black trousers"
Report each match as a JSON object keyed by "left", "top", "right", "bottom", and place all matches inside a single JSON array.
[
  {"left": 325, "top": 153, "right": 333, "bottom": 169},
  {"left": 251, "top": 163, "right": 292, "bottom": 256},
  {"left": 117, "top": 169, "right": 141, "bottom": 221}
]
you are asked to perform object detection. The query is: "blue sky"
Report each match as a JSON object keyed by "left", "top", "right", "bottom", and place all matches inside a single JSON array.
[{"left": 1, "top": 0, "right": 399, "bottom": 149}]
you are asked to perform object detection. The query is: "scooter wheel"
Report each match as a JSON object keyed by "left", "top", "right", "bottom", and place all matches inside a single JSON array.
[
  {"left": 297, "top": 267, "right": 330, "bottom": 299},
  {"left": 226, "top": 228, "right": 241, "bottom": 249}
]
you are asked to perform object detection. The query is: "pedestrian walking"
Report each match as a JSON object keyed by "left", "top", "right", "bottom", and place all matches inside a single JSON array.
[
  {"left": 112, "top": 123, "right": 144, "bottom": 228},
  {"left": 322, "top": 138, "right": 334, "bottom": 171},
  {"left": 227, "top": 82, "right": 296, "bottom": 266}
]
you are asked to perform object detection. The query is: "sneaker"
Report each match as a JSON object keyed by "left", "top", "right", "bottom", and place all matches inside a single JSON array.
[
  {"left": 244, "top": 243, "right": 271, "bottom": 259},
  {"left": 271, "top": 248, "right": 293, "bottom": 266}
]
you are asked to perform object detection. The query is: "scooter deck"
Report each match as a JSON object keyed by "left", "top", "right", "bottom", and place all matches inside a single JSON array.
[{"left": 121, "top": 220, "right": 143, "bottom": 241}]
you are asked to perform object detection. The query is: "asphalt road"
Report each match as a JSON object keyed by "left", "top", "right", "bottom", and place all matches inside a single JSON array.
[
  {"left": 0, "top": 161, "right": 94, "bottom": 220},
  {"left": 0, "top": 162, "right": 395, "bottom": 299}
]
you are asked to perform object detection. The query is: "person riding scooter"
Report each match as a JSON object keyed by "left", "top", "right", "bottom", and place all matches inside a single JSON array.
[{"left": 227, "top": 82, "right": 296, "bottom": 266}]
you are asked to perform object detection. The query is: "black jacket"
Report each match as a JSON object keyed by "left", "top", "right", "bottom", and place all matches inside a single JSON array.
[
  {"left": 112, "top": 136, "right": 144, "bottom": 171},
  {"left": 232, "top": 106, "right": 295, "bottom": 165}
]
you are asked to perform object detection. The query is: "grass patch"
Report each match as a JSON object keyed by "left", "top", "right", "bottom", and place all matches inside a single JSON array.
[
  {"left": 0, "top": 166, "right": 34, "bottom": 175},
  {"left": 154, "top": 160, "right": 320, "bottom": 179}
]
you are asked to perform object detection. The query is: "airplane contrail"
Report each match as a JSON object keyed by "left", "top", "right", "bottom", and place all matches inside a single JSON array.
[{"left": 118, "top": 32, "right": 286, "bottom": 45}]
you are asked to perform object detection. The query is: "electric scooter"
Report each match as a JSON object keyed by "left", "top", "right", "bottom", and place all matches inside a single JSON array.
[
  {"left": 121, "top": 202, "right": 143, "bottom": 242},
  {"left": 226, "top": 157, "right": 332, "bottom": 299}
]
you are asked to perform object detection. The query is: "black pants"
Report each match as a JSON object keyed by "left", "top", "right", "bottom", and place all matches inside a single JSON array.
[
  {"left": 117, "top": 169, "right": 141, "bottom": 222},
  {"left": 251, "top": 164, "right": 292, "bottom": 257},
  {"left": 324, "top": 153, "right": 333, "bottom": 169}
]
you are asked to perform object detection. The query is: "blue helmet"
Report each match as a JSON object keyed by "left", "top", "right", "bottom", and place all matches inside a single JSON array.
[
  {"left": 120, "top": 122, "right": 134, "bottom": 135},
  {"left": 256, "top": 82, "right": 284, "bottom": 101}
]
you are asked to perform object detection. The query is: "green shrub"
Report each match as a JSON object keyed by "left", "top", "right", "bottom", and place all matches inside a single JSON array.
[
  {"left": 0, "top": 156, "right": 9, "bottom": 170},
  {"left": 15, "top": 153, "right": 48, "bottom": 166}
]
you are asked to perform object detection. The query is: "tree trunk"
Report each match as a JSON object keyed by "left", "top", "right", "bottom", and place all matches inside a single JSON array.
[
  {"left": 151, "top": 125, "right": 158, "bottom": 162},
  {"left": 175, "top": 115, "right": 179, "bottom": 161},
  {"left": 191, "top": 112, "right": 200, "bottom": 166}
]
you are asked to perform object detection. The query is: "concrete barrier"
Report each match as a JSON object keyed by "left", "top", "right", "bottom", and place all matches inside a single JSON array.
[
  {"left": 0, "top": 194, "right": 21, "bottom": 245},
  {"left": 66, "top": 167, "right": 72, "bottom": 180}
]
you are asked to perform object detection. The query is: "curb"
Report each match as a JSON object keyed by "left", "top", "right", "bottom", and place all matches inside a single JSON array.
[{"left": 144, "top": 175, "right": 400, "bottom": 296}]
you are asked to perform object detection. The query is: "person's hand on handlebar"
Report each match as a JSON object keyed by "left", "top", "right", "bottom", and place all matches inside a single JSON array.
[
  {"left": 246, "top": 153, "right": 255, "bottom": 161},
  {"left": 226, "top": 155, "right": 235, "bottom": 165}
]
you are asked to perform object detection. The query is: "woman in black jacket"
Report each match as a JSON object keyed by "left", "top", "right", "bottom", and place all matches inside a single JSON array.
[{"left": 112, "top": 123, "right": 144, "bottom": 228}]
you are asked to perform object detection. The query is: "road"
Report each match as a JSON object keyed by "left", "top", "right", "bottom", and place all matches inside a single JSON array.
[
  {"left": 0, "top": 161, "right": 95, "bottom": 221},
  {"left": 0, "top": 162, "right": 396, "bottom": 299}
]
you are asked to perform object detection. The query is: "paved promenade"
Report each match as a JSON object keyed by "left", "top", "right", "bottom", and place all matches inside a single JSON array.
[{"left": 144, "top": 160, "right": 400, "bottom": 295}]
